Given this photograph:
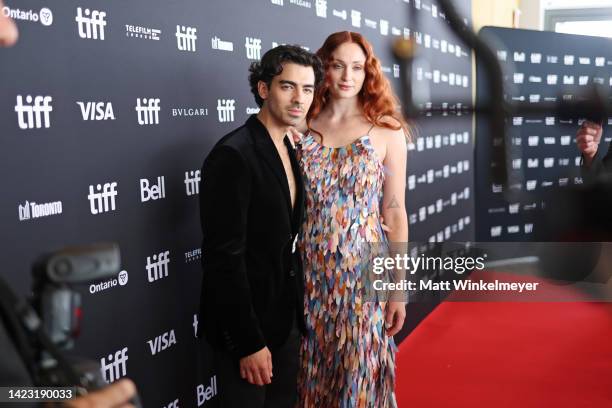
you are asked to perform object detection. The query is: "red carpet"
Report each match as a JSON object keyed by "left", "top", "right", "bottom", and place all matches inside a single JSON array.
[{"left": 395, "top": 273, "right": 612, "bottom": 407}]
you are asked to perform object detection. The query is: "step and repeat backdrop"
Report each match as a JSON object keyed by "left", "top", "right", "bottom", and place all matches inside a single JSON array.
[
  {"left": 475, "top": 27, "right": 612, "bottom": 241},
  {"left": 1, "top": 0, "right": 471, "bottom": 406}
]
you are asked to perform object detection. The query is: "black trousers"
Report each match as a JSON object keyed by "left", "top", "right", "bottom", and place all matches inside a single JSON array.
[{"left": 213, "top": 320, "right": 300, "bottom": 408}]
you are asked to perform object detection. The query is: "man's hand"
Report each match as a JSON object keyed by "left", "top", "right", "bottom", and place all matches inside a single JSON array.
[
  {"left": 239, "top": 346, "right": 273, "bottom": 386},
  {"left": 64, "top": 378, "right": 137, "bottom": 408},
  {"left": 385, "top": 301, "right": 406, "bottom": 337},
  {"left": 576, "top": 121, "right": 603, "bottom": 167}
]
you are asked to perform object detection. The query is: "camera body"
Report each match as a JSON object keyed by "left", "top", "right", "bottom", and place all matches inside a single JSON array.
[{"left": 2, "top": 243, "right": 122, "bottom": 392}]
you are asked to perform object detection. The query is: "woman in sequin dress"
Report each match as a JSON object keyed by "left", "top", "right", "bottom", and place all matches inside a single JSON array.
[{"left": 293, "top": 32, "right": 410, "bottom": 408}]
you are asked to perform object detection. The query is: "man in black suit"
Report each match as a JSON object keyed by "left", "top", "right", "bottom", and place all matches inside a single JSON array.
[{"left": 198, "top": 45, "right": 323, "bottom": 407}]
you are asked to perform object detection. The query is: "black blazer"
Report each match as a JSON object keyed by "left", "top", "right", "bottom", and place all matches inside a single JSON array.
[
  {"left": 199, "top": 115, "right": 305, "bottom": 359},
  {"left": 582, "top": 141, "right": 612, "bottom": 177}
]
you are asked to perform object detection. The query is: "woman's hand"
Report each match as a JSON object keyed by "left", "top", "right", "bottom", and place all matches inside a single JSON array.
[
  {"left": 385, "top": 301, "right": 406, "bottom": 337},
  {"left": 286, "top": 126, "right": 304, "bottom": 147},
  {"left": 380, "top": 216, "right": 393, "bottom": 234}
]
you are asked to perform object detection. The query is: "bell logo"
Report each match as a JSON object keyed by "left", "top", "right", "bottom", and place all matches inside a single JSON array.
[
  {"left": 147, "top": 329, "right": 177, "bottom": 355},
  {"left": 217, "top": 99, "right": 235, "bottom": 123},
  {"left": 185, "top": 170, "right": 201, "bottom": 196},
  {"left": 135, "top": 98, "right": 161, "bottom": 125},
  {"left": 88, "top": 182, "right": 118, "bottom": 215},
  {"left": 245, "top": 37, "right": 262, "bottom": 60},
  {"left": 197, "top": 376, "right": 218, "bottom": 406},
  {"left": 100, "top": 347, "right": 128, "bottom": 383},
  {"left": 15, "top": 95, "right": 53, "bottom": 129},
  {"left": 176, "top": 25, "right": 197, "bottom": 52},
  {"left": 77, "top": 102, "right": 115, "bottom": 121},
  {"left": 146, "top": 250, "right": 170, "bottom": 282},
  {"left": 140, "top": 176, "right": 166, "bottom": 202},
  {"left": 75, "top": 7, "right": 106, "bottom": 40}
]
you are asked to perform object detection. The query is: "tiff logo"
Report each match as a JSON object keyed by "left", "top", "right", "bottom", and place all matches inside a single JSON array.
[
  {"left": 176, "top": 25, "right": 197, "bottom": 52},
  {"left": 88, "top": 182, "right": 118, "bottom": 215},
  {"left": 315, "top": 0, "right": 327, "bottom": 18},
  {"left": 100, "top": 347, "right": 128, "bottom": 383},
  {"left": 185, "top": 170, "right": 200, "bottom": 196},
  {"left": 245, "top": 37, "right": 262, "bottom": 60},
  {"left": 77, "top": 101, "right": 115, "bottom": 121},
  {"left": 15, "top": 95, "right": 52, "bottom": 129},
  {"left": 75, "top": 7, "right": 106, "bottom": 40},
  {"left": 146, "top": 250, "right": 170, "bottom": 282},
  {"left": 140, "top": 176, "right": 165, "bottom": 202},
  {"left": 164, "top": 400, "right": 179, "bottom": 408},
  {"left": 351, "top": 10, "right": 361, "bottom": 27},
  {"left": 135, "top": 98, "right": 161, "bottom": 125},
  {"left": 217, "top": 99, "right": 235, "bottom": 122}
]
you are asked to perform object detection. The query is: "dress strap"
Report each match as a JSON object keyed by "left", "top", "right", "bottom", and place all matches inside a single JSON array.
[{"left": 366, "top": 123, "right": 375, "bottom": 135}]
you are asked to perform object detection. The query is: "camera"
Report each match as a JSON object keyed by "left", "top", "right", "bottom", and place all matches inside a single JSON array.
[{"left": 0, "top": 243, "right": 141, "bottom": 406}]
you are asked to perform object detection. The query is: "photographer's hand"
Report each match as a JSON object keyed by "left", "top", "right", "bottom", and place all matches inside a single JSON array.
[
  {"left": 64, "top": 379, "right": 136, "bottom": 408},
  {"left": 576, "top": 121, "right": 603, "bottom": 167}
]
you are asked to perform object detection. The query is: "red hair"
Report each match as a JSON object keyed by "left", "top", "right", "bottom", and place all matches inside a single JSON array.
[{"left": 308, "top": 31, "right": 410, "bottom": 138}]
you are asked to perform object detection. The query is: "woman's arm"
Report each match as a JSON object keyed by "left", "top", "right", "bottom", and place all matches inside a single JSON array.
[
  {"left": 380, "top": 126, "right": 409, "bottom": 337},
  {"left": 381, "top": 128, "right": 409, "bottom": 243}
]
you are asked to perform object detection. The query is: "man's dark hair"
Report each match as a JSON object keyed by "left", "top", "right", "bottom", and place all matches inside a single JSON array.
[{"left": 248, "top": 45, "right": 324, "bottom": 107}]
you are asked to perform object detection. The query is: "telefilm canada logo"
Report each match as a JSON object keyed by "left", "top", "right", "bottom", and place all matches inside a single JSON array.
[
  {"left": 2, "top": 6, "right": 53, "bottom": 26},
  {"left": 125, "top": 23, "right": 161, "bottom": 40},
  {"left": 185, "top": 248, "right": 202, "bottom": 263}
]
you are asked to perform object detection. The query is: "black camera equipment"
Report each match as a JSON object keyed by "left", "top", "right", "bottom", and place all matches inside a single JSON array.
[
  {"left": 0, "top": 243, "right": 141, "bottom": 406},
  {"left": 393, "top": 0, "right": 612, "bottom": 241}
]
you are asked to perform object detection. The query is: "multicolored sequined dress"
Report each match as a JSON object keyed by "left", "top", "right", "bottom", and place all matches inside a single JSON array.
[{"left": 294, "top": 132, "right": 397, "bottom": 408}]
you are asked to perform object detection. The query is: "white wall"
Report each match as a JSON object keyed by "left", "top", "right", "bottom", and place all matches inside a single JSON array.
[
  {"left": 519, "top": 0, "right": 542, "bottom": 30},
  {"left": 542, "top": 0, "right": 612, "bottom": 9}
]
